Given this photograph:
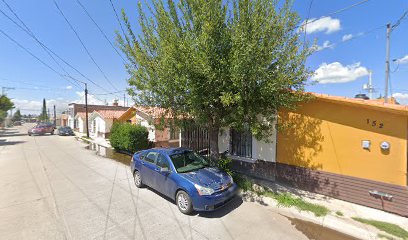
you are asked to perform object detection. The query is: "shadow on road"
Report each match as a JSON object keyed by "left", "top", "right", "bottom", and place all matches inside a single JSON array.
[
  {"left": 0, "top": 139, "right": 26, "bottom": 146},
  {"left": 0, "top": 133, "right": 28, "bottom": 137},
  {"left": 198, "top": 196, "right": 243, "bottom": 218},
  {"left": 146, "top": 186, "right": 243, "bottom": 218}
]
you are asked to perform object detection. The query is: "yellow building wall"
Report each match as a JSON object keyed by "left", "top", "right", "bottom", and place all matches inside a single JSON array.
[{"left": 277, "top": 100, "right": 408, "bottom": 186}]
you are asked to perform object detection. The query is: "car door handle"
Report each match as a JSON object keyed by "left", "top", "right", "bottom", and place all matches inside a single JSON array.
[
  {"left": 141, "top": 161, "right": 145, "bottom": 165},
  {"left": 154, "top": 168, "right": 160, "bottom": 172}
]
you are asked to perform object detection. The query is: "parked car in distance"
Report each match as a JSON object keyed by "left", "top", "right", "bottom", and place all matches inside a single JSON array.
[
  {"left": 57, "top": 126, "right": 74, "bottom": 136},
  {"left": 13, "top": 121, "right": 22, "bottom": 126},
  {"left": 28, "top": 123, "right": 55, "bottom": 136},
  {"left": 131, "top": 148, "right": 238, "bottom": 214}
]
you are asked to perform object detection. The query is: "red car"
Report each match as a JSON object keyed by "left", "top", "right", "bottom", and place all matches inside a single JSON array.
[{"left": 28, "top": 123, "right": 55, "bottom": 136}]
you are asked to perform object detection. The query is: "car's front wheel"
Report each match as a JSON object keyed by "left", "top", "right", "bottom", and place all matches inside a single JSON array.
[
  {"left": 133, "top": 170, "right": 144, "bottom": 188},
  {"left": 176, "top": 190, "right": 193, "bottom": 215}
]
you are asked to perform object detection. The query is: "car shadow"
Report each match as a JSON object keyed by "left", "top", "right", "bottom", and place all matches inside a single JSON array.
[
  {"left": 197, "top": 196, "right": 243, "bottom": 218},
  {"left": 146, "top": 186, "right": 243, "bottom": 218}
]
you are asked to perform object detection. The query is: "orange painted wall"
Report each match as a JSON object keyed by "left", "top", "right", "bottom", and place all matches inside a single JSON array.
[{"left": 277, "top": 99, "right": 408, "bottom": 186}]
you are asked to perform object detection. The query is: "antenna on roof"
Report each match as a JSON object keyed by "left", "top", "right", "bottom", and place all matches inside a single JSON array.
[{"left": 362, "top": 70, "right": 375, "bottom": 99}]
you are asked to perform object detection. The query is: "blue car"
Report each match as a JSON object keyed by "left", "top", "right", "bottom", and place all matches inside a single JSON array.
[{"left": 130, "top": 147, "right": 238, "bottom": 214}]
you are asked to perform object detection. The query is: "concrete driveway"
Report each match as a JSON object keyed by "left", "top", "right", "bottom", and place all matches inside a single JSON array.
[{"left": 0, "top": 124, "right": 332, "bottom": 240}]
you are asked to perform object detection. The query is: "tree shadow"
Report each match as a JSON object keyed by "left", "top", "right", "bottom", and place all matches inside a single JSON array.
[{"left": 275, "top": 110, "right": 325, "bottom": 195}]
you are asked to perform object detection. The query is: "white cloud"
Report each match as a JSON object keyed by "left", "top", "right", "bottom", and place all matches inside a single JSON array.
[
  {"left": 66, "top": 85, "right": 73, "bottom": 90},
  {"left": 13, "top": 98, "right": 72, "bottom": 115},
  {"left": 313, "top": 40, "right": 335, "bottom": 51},
  {"left": 301, "top": 16, "right": 341, "bottom": 34},
  {"left": 392, "top": 93, "right": 408, "bottom": 105},
  {"left": 395, "top": 54, "right": 408, "bottom": 64},
  {"left": 312, "top": 62, "right": 369, "bottom": 84},
  {"left": 13, "top": 92, "right": 132, "bottom": 115},
  {"left": 342, "top": 34, "right": 353, "bottom": 42}
]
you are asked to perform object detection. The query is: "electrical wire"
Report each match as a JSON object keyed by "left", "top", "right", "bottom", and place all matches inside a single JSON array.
[
  {"left": 74, "top": 0, "right": 127, "bottom": 63},
  {"left": 53, "top": 0, "right": 120, "bottom": 92},
  {"left": 1, "top": 0, "right": 127, "bottom": 98},
  {"left": 296, "top": 0, "right": 371, "bottom": 31},
  {"left": 0, "top": 28, "right": 82, "bottom": 89},
  {"left": 108, "top": 0, "right": 127, "bottom": 38},
  {"left": 92, "top": 90, "right": 127, "bottom": 95},
  {"left": 303, "top": 0, "right": 314, "bottom": 47},
  {"left": 391, "top": 9, "right": 408, "bottom": 31},
  {"left": 0, "top": 9, "right": 83, "bottom": 90},
  {"left": 315, "top": 24, "right": 384, "bottom": 52},
  {"left": 0, "top": 2, "right": 117, "bottom": 94}
]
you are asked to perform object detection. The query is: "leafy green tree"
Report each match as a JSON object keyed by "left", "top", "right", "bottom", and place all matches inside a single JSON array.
[
  {"left": 12, "top": 109, "right": 22, "bottom": 122},
  {"left": 0, "top": 95, "right": 14, "bottom": 124},
  {"left": 117, "top": 0, "right": 312, "bottom": 159},
  {"left": 38, "top": 98, "right": 48, "bottom": 122}
]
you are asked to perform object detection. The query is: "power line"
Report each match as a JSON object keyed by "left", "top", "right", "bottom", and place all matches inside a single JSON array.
[
  {"left": 74, "top": 0, "right": 127, "bottom": 63},
  {"left": 391, "top": 9, "right": 408, "bottom": 31},
  {"left": 0, "top": 28, "right": 81, "bottom": 89},
  {"left": 0, "top": 7, "right": 82, "bottom": 89},
  {"left": 92, "top": 90, "right": 127, "bottom": 95},
  {"left": 53, "top": 0, "right": 120, "bottom": 92},
  {"left": 108, "top": 0, "right": 127, "bottom": 38},
  {"left": 297, "top": 0, "right": 371, "bottom": 31},
  {"left": 0, "top": 0, "right": 121, "bottom": 96},
  {"left": 315, "top": 24, "right": 384, "bottom": 52},
  {"left": 303, "top": 0, "right": 314, "bottom": 46}
]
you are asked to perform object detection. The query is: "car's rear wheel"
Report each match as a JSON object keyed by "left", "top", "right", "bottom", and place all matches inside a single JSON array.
[
  {"left": 176, "top": 190, "right": 193, "bottom": 215},
  {"left": 133, "top": 170, "right": 144, "bottom": 188}
]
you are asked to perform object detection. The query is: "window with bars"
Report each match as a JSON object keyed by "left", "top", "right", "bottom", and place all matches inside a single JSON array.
[
  {"left": 230, "top": 128, "right": 252, "bottom": 158},
  {"left": 170, "top": 126, "right": 180, "bottom": 140}
]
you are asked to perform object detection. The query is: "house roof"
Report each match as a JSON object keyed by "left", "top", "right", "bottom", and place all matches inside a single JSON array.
[
  {"left": 118, "top": 106, "right": 173, "bottom": 121},
  {"left": 91, "top": 109, "right": 128, "bottom": 120},
  {"left": 136, "top": 106, "right": 172, "bottom": 119},
  {"left": 74, "top": 112, "right": 86, "bottom": 119},
  {"left": 312, "top": 93, "right": 408, "bottom": 116}
]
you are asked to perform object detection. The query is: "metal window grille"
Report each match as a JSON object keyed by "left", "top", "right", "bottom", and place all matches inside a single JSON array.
[{"left": 230, "top": 128, "right": 252, "bottom": 158}]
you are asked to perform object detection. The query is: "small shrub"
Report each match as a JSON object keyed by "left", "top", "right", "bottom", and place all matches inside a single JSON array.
[
  {"left": 273, "top": 192, "right": 330, "bottom": 217},
  {"left": 217, "top": 157, "right": 233, "bottom": 175},
  {"left": 335, "top": 211, "right": 344, "bottom": 216},
  {"left": 352, "top": 217, "right": 408, "bottom": 239},
  {"left": 233, "top": 173, "right": 253, "bottom": 192},
  {"left": 110, "top": 122, "right": 149, "bottom": 153}
]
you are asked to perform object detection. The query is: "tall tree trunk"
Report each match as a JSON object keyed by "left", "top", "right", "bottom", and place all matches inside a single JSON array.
[{"left": 208, "top": 124, "right": 220, "bottom": 162}]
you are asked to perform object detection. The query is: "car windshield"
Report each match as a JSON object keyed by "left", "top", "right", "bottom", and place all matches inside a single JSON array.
[
  {"left": 59, "top": 127, "right": 71, "bottom": 130},
  {"left": 169, "top": 151, "right": 209, "bottom": 173}
]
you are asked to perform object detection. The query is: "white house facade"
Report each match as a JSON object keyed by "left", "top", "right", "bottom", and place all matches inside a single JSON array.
[
  {"left": 89, "top": 109, "right": 126, "bottom": 139},
  {"left": 74, "top": 112, "right": 86, "bottom": 133},
  {"left": 218, "top": 126, "right": 277, "bottom": 162}
]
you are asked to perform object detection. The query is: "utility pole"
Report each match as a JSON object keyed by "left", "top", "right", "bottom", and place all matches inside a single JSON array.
[
  {"left": 123, "top": 94, "right": 126, "bottom": 107},
  {"left": 384, "top": 23, "right": 391, "bottom": 103},
  {"left": 53, "top": 105, "right": 56, "bottom": 126},
  {"left": 85, "top": 83, "right": 89, "bottom": 138},
  {"left": 1, "top": 86, "right": 15, "bottom": 96}
]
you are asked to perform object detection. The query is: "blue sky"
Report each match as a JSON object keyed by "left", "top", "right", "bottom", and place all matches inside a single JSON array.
[{"left": 0, "top": 0, "right": 407, "bottom": 114}]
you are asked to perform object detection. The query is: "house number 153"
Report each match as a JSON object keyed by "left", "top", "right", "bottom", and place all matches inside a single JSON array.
[{"left": 366, "top": 119, "right": 384, "bottom": 128}]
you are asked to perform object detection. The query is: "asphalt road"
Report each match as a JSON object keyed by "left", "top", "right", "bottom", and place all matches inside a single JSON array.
[{"left": 0, "top": 124, "right": 320, "bottom": 240}]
